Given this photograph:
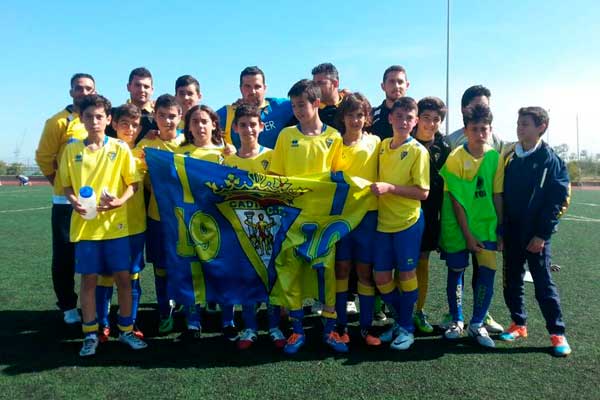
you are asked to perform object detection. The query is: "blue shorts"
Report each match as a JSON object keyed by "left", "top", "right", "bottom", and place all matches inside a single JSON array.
[
  {"left": 442, "top": 241, "right": 497, "bottom": 269},
  {"left": 373, "top": 212, "right": 424, "bottom": 272},
  {"left": 336, "top": 210, "right": 377, "bottom": 264},
  {"left": 146, "top": 218, "right": 167, "bottom": 268},
  {"left": 75, "top": 236, "right": 131, "bottom": 275},
  {"left": 129, "top": 232, "right": 146, "bottom": 274}
]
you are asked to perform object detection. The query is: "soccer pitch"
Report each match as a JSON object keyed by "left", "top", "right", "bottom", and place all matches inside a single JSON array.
[{"left": 1, "top": 185, "right": 599, "bottom": 399}]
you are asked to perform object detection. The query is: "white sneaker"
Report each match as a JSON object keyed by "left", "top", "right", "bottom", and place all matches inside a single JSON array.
[
  {"left": 119, "top": 331, "right": 148, "bottom": 350},
  {"left": 379, "top": 323, "right": 401, "bottom": 343},
  {"left": 63, "top": 308, "right": 81, "bottom": 324},
  {"left": 483, "top": 313, "right": 504, "bottom": 334},
  {"left": 79, "top": 336, "right": 99, "bottom": 357},
  {"left": 390, "top": 327, "right": 415, "bottom": 350},
  {"left": 444, "top": 321, "right": 465, "bottom": 340},
  {"left": 346, "top": 301, "right": 358, "bottom": 315},
  {"left": 468, "top": 323, "right": 496, "bottom": 348}
]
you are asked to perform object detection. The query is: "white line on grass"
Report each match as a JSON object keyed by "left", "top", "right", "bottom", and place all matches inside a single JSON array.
[
  {"left": 563, "top": 214, "right": 600, "bottom": 223},
  {"left": 575, "top": 202, "right": 600, "bottom": 207},
  {"left": 0, "top": 206, "right": 51, "bottom": 213}
]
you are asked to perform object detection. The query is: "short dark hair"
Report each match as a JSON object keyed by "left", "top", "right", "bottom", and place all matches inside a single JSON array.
[
  {"left": 417, "top": 96, "right": 447, "bottom": 120},
  {"left": 390, "top": 96, "right": 418, "bottom": 114},
  {"left": 461, "top": 85, "right": 491, "bottom": 108},
  {"left": 311, "top": 63, "right": 339, "bottom": 81},
  {"left": 128, "top": 67, "right": 153, "bottom": 85},
  {"left": 112, "top": 103, "right": 141, "bottom": 123},
  {"left": 233, "top": 104, "right": 261, "bottom": 125},
  {"left": 175, "top": 75, "right": 200, "bottom": 94},
  {"left": 154, "top": 94, "right": 181, "bottom": 112},
  {"left": 183, "top": 104, "right": 223, "bottom": 146},
  {"left": 288, "top": 79, "right": 321, "bottom": 102},
  {"left": 70, "top": 73, "right": 95, "bottom": 88},
  {"left": 79, "top": 94, "right": 111, "bottom": 115},
  {"left": 240, "top": 66, "right": 265, "bottom": 86},
  {"left": 383, "top": 65, "right": 407, "bottom": 83},
  {"left": 463, "top": 104, "right": 493, "bottom": 127},
  {"left": 519, "top": 106, "right": 549, "bottom": 135},
  {"left": 334, "top": 93, "right": 372, "bottom": 134}
]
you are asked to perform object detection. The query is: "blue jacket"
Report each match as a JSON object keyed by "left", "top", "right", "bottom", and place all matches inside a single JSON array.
[{"left": 503, "top": 141, "right": 569, "bottom": 244}]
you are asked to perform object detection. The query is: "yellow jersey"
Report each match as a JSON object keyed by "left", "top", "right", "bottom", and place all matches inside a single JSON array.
[
  {"left": 377, "top": 137, "right": 430, "bottom": 232},
  {"left": 270, "top": 125, "right": 342, "bottom": 176},
  {"left": 59, "top": 137, "right": 140, "bottom": 242},
  {"left": 35, "top": 106, "right": 88, "bottom": 203},
  {"left": 133, "top": 135, "right": 185, "bottom": 221},
  {"left": 176, "top": 143, "right": 224, "bottom": 164},
  {"left": 443, "top": 144, "right": 504, "bottom": 194},
  {"left": 223, "top": 146, "right": 272, "bottom": 173}
]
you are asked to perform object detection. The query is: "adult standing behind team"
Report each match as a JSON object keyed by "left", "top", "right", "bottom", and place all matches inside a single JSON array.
[
  {"left": 312, "top": 62, "right": 344, "bottom": 131},
  {"left": 35, "top": 73, "right": 96, "bottom": 325},
  {"left": 370, "top": 65, "right": 410, "bottom": 140},
  {"left": 106, "top": 67, "right": 157, "bottom": 143},
  {"left": 217, "top": 66, "right": 296, "bottom": 149}
]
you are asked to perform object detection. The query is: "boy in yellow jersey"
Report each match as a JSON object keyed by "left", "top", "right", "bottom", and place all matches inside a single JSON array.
[
  {"left": 439, "top": 104, "right": 503, "bottom": 349},
  {"left": 270, "top": 79, "right": 346, "bottom": 354},
  {"left": 371, "top": 97, "right": 429, "bottom": 351},
  {"left": 411, "top": 97, "right": 451, "bottom": 334},
  {"left": 332, "top": 93, "right": 382, "bottom": 346},
  {"left": 96, "top": 104, "right": 146, "bottom": 342},
  {"left": 60, "top": 94, "right": 147, "bottom": 357},
  {"left": 35, "top": 73, "right": 95, "bottom": 325},
  {"left": 223, "top": 104, "right": 283, "bottom": 350},
  {"left": 133, "top": 94, "right": 185, "bottom": 334}
]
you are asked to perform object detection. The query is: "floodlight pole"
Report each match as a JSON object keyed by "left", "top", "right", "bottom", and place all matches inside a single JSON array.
[
  {"left": 576, "top": 113, "right": 580, "bottom": 160},
  {"left": 445, "top": 0, "right": 451, "bottom": 135}
]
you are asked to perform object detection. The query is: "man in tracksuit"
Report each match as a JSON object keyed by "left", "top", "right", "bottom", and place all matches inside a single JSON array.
[{"left": 500, "top": 106, "right": 571, "bottom": 357}]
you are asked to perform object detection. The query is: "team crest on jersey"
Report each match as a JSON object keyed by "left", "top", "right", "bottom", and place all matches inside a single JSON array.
[
  {"left": 75, "top": 154, "right": 83, "bottom": 162},
  {"left": 291, "top": 140, "right": 299, "bottom": 147},
  {"left": 207, "top": 173, "right": 310, "bottom": 270},
  {"left": 400, "top": 151, "right": 408, "bottom": 160},
  {"left": 107, "top": 151, "right": 117, "bottom": 161},
  {"left": 326, "top": 138, "right": 334, "bottom": 148}
]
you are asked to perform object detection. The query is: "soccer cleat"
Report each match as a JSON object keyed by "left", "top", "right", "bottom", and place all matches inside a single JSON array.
[
  {"left": 132, "top": 326, "right": 144, "bottom": 339},
  {"left": 439, "top": 313, "right": 453, "bottom": 331},
  {"left": 346, "top": 301, "right": 358, "bottom": 315},
  {"left": 390, "top": 327, "right": 415, "bottom": 351},
  {"left": 79, "top": 336, "right": 99, "bottom": 357},
  {"left": 337, "top": 327, "right": 350, "bottom": 344},
  {"left": 468, "top": 323, "right": 495, "bottom": 348},
  {"left": 379, "top": 323, "right": 401, "bottom": 343},
  {"left": 283, "top": 333, "right": 306, "bottom": 354},
  {"left": 413, "top": 310, "right": 434, "bottom": 334},
  {"left": 237, "top": 329, "right": 258, "bottom": 350},
  {"left": 324, "top": 331, "right": 349, "bottom": 353},
  {"left": 119, "top": 331, "right": 148, "bottom": 350},
  {"left": 158, "top": 316, "right": 174, "bottom": 334},
  {"left": 98, "top": 326, "right": 111, "bottom": 343},
  {"left": 550, "top": 335, "right": 572, "bottom": 357},
  {"left": 361, "top": 329, "right": 382, "bottom": 347},
  {"left": 444, "top": 321, "right": 465, "bottom": 340},
  {"left": 174, "top": 328, "right": 202, "bottom": 343},
  {"left": 499, "top": 323, "right": 528, "bottom": 342},
  {"left": 483, "top": 313, "right": 504, "bottom": 334},
  {"left": 63, "top": 308, "right": 82, "bottom": 325},
  {"left": 269, "top": 328, "right": 287, "bottom": 349},
  {"left": 223, "top": 325, "right": 239, "bottom": 342},
  {"left": 311, "top": 301, "right": 323, "bottom": 316}
]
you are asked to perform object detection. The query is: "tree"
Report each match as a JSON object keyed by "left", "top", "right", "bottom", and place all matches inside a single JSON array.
[
  {"left": 0, "top": 160, "right": 7, "bottom": 175},
  {"left": 6, "top": 162, "right": 25, "bottom": 175},
  {"left": 553, "top": 144, "right": 569, "bottom": 160}
]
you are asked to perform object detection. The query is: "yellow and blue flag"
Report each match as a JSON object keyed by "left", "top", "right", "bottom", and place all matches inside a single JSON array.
[{"left": 146, "top": 148, "right": 373, "bottom": 307}]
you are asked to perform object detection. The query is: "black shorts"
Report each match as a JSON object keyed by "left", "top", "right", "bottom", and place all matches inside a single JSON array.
[
  {"left": 420, "top": 203, "right": 441, "bottom": 252},
  {"left": 51, "top": 204, "right": 75, "bottom": 270}
]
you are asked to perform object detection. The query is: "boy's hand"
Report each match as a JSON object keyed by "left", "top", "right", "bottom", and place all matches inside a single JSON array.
[
  {"left": 98, "top": 189, "right": 123, "bottom": 211},
  {"left": 370, "top": 182, "right": 393, "bottom": 196},
  {"left": 526, "top": 236, "right": 545, "bottom": 253},
  {"left": 71, "top": 201, "right": 87, "bottom": 215},
  {"left": 223, "top": 143, "right": 236, "bottom": 156},
  {"left": 466, "top": 235, "right": 485, "bottom": 253}
]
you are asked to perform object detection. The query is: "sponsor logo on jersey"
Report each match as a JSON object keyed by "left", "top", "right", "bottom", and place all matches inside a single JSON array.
[{"left": 291, "top": 139, "right": 299, "bottom": 148}]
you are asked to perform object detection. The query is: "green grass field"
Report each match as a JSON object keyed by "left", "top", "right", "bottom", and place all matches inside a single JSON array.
[{"left": 1, "top": 185, "right": 599, "bottom": 399}]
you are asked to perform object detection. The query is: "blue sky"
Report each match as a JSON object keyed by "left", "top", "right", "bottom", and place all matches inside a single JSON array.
[{"left": 1, "top": 0, "right": 599, "bottom": 165}]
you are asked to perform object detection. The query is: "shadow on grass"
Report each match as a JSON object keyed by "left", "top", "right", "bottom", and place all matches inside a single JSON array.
[{"left": 0, "top": 305, "right": 550, "bottom": 375}]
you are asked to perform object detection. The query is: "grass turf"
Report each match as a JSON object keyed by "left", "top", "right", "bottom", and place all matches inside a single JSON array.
[{"left": 0, "top": 185, "right": 599, "bottom": 399}]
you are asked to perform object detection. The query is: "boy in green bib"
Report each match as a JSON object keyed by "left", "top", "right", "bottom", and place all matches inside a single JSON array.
[{"left": 439, "top": 104, "right": 503, "bottom": 348}]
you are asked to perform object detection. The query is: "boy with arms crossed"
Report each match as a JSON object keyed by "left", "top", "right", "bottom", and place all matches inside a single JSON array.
[
  {"left": 371, "top": 97, "right": 429, "bottom": 351},
  {"left": 60, "top": 94, "right": 147, "bottom": 356},
  {"left": 439, "top": 104, "right": 503, "bottom": 348},
  {"left": 499, "top": 107, "right": 571, "bottom": 356}
]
